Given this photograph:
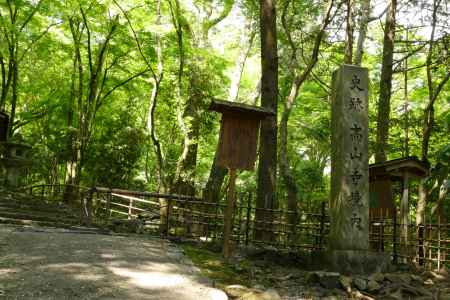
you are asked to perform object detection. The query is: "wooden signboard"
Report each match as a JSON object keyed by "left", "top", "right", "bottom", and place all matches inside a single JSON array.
[
  {"left": 210, "top": 99, "right": 274, "bottom": 170},
  {"left": 369, "top": 179, "right": 394, "bottom": 219},
  {"left": 216, "top": 115, "right": 259, "bottom": 170},
  {"left": 209, "top": 99, "right": 274, "bottom": 258}
]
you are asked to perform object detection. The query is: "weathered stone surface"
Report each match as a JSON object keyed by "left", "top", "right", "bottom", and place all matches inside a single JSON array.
[
  {"left": 423, "top": 270, "right": 446, "bottom": 281},
  {"left": 329, "top": 64, "right": 369, "bottom": 251},
  {"left": 239, "top": 289, "right": 281, "bottom": 300},
  {"left": 385, "top": 273, "right": 411, "bottom": 285},
  {"left": 354, "top": 277, "right": 368, "bottom": 291},
  {"left": 252, "top": 285, "right": 266, "bottom": 291},
  {"left": 321, "top": 296, "right": 341, "bottom": 300},
  {"left": 314, "top": 250, "right": 391, "bottom": 274},
  {"left": 369, "top": 272, "right": 385, "bottom": 283},
  {"left": 207, "top": 288, "right": 229, "bottom": 300},
  {"left": 224, "top": 285, "right": 251, "bottom": 298},
  {"left": 307, "top": 271, "right": 341, "bottom": 289},
  {"left": 367, "top": 280, "right": 381, "bottom": 292},
  {"left": 339, "top": 275, "right": 352, "bottom": 291}
]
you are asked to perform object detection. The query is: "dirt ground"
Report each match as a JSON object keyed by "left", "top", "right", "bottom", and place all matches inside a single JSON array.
[{"left": 0, "top": 224, "right": 224, "bottom": 300}]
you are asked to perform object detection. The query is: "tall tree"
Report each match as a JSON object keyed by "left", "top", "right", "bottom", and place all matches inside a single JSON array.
[
  {"left": 203, "top": 17, "right": 255, "bottom": 205},
  {"left": 254, "top": 0, "right": 278, "bottom": 240},
  {"left": 354, "top": 0, "right": 370, "bottom": 65},
  {"left": 172, "top": 0, "right": 234, "bottom": 196},
  {"left": 278, "top": 0, "right": 336, "bottom": 241},
  {"left": 344, "top": 0, "right": 354, "bottom": 64},
  {"left": 416, "top": 0, "right": 450, "bottom": 227},
  {"left": 63, "top": 3, "right": 148, "bottom": 200},
  {"left": 0, "top": 0, "right": 56, "bottom": 136},
  {"left": 374, "top": 0, "right": 397, "bottom": 163}
]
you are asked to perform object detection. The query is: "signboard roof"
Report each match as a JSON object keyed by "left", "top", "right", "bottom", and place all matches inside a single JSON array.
[{"left": 209, "top": 99, "right": 274, "bottom": 119}]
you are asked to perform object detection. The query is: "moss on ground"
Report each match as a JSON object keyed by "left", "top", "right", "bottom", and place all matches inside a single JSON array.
[{"left": 180, "top": 244, "right": 251, "bottom": 287}]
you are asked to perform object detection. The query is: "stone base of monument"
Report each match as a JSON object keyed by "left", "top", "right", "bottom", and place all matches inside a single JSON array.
[{"left": 312, "top": 250, "right": 393, "bottom": 274}]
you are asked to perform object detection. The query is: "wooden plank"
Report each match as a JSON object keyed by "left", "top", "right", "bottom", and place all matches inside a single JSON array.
[
  {"left": 111, "top": 193, "right": 159, "bottom": 206},
  {"left": 93, "top": 187, "right": 202, "bottom": 201},
  {"left": 216, "top": 115, "right": 259, "bottom": 170}
]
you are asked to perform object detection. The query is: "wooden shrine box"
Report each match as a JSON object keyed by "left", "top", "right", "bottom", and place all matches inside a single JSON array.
[
  {"left": 369, "top": 156, "right": 429, "bottom": 219},
  {"left": 0, "top": 111, "right": 9, "bottom": 142},
  {"left": 209, "top": 99, "right": 275, "bottom": 171}
]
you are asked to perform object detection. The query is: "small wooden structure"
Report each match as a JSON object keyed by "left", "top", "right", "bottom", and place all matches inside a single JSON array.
[
  {"left": 369, "top": 156, "right": 430, "bottom": 219},
  {"left": 369, "top": 156, "right": 430, "bottom": 254},
  {"left": 209, "top": 99, "right": 274, "bottom": 258}
]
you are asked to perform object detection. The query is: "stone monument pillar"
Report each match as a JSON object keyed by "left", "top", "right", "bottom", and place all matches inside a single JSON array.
[
  {"left": 325, "top": 65, "right": 390, "bottom": 274},
  {"left": 330, "top": 64, "right": 369, "bottom": 250}
]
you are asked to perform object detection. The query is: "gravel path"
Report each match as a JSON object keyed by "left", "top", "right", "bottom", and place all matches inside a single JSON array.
[{"left": 0, "top": 225, "right": 223, "bottom": 300}]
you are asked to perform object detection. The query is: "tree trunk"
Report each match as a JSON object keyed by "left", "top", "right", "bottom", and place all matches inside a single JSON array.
[
  {"left": 415, "top": 0, "right": 450, "bottom": 265},
  {"left": 278, "top": 0, "right": 335, "bottom": 244},
  {"left": 254, "top": 0, "right": 278, "bottom": 241},
  {"left": 203, "top": 23, "right": 254, "bottom": 208},
  {"left": 203, "top": 151, "right": 228, "bottom": 204},
  {"left": 354, "top": 0, "right": 371, "bottom": 65},
  {"left": 344, "top": 0, "right": 354, "bottom": 64},
  {"left": 374, "top": 0, "right": 396, "bottom": 163},
  {"left": 228, "top": 24, "right": 255, "bottom": 101},
  {"left": 7, "top": 57, "right": 17, "bottom": 137}
]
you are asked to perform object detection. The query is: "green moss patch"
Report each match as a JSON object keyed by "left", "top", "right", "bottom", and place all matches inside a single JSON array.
[{"left": 180, "top": 244, "right": 251, "bottom": 287}]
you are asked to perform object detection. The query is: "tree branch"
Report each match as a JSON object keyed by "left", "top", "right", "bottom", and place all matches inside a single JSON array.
[
  {"left": 18, "top": 22, "right": 61, "bottom": 63},
  {"left": 79, "top": 6, "right": 93, "bottom": 74},
  {"left": 19, "top": 0, "right": 44, "bottom": 32},
  {"left": 97, "top": 68, "right": 150, "bottom": 109},
  {"left": 112, "top": 0, "right": 157, "bottom": 80}
]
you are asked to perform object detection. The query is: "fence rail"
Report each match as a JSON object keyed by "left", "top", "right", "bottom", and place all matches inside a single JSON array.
[{"left": 15, "top": 183, "right": 450, "bottom": 270}]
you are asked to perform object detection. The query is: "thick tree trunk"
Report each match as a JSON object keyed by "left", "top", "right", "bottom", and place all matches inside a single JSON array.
[
  {"left": 254, "top": 0, "right": 278, "bottom": 241},
  {"left": 203, "top": 151, "right": 228, "bottom": 203},
  {"left": 374, "top": 0, "right": 396, "bottom": 163}
]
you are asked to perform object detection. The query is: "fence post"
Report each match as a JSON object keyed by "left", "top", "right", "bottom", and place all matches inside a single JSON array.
[
  {"left": 318, "top": 201, "right": 326, "bottom": 249},
  {"left": 245, "top": 192, "right": 252, "bottom": 246},
  {"left": 85, "top": 188, "right": 93, "bottom": 226},
  {"left": 128, "top": 198, "right": 134, "bottom": 219},
  {"left": 166, "top": 198, "right": 171, "bottom": 237},
  {"left": 237, "top": 193, "right": 243, "bottom": 245},
  {"left": 438, "top": 215, "right": 441, "bottom": 271},
  {"left": 106, "top": 189, "right": 112, "bottom": 221},
  {"left": 393, "top": 207, "right": 397, "bottom": 264},
  {"left": 212, "top": 200, "right": 219, "bottom": 241}
]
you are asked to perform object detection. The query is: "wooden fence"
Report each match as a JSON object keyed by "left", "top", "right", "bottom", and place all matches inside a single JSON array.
[{"left": 19, "top": 184, "right": 450, "bottom": 270}]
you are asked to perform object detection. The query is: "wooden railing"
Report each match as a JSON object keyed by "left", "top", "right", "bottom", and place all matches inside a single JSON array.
[{"left": 13, "top": 183, "right": 450, "bottom": 270}]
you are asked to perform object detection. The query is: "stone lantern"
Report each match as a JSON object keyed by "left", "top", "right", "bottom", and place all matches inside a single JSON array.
[{"left": 0, "top": 138, "right": 32, "bottom": 188}]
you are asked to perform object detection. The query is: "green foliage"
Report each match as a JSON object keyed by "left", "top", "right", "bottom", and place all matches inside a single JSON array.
[{"left": 0, "top": 0, "right": 448, "bottom": 217}]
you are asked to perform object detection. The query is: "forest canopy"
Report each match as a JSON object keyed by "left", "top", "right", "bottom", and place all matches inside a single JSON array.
[{"left": 0, "top": 0, "right": 449, "bottom": 220}]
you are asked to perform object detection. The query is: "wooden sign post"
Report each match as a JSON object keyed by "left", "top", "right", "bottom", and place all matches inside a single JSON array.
[{"left": 209, "top": 99, "right": 274, "bottom": 259}]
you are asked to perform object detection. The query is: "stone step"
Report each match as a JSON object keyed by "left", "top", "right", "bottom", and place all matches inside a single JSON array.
[
  {"left": 0, "top": 216, "right": 80, "bottom": 229},
  {"left": 0, "top": 203, "right": 73, "bottom": 215},
  {"left": 0, "top": 210, "right": 79, "bottom": 225}
]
